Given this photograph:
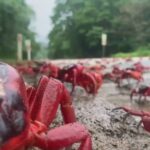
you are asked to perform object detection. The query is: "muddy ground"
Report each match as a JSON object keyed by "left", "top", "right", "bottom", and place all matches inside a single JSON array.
[
  {"left": 73, "top": 82, "right": 150, "bottom": 150},
  {"left": 62, "top": 81, "right": 150, "bottom": 150}
]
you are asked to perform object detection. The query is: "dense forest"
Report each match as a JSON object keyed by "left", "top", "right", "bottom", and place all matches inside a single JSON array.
[
  {"left": 48, "top": 0, "right": 150, "bottom": 58},
  {"left": 0, "top": 0, "right": 150, "bottom": 59},
  {"left": 0, "top": 0, "right": 39, "bottom": 59}
]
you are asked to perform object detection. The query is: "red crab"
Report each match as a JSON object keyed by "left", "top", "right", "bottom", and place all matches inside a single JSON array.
[
  {"left": 112, "top": 106, "right": 150, "bottom": 132},
  {"left": 15, "top": 64, "right": 35, "bottom": 75},
  {"left": 86, "top": 64, "right": 102, "bottom": 74},
  {"left": 40, "top": 63, "right": 102, "bottom": 95},
  {"left": 134, "top": 62, "right": 150, "bottom": 73},
  {"left": 130, "top": 85, "right": 150, "bottom": 101},
  {"left": 15, "top": 61, "right": 41, "bottom": 76},
  {"left": 39, "top": 62, "right": 60, "bottom": 78},
  {"left": 115, "top": 68, "right": 143, "bottom": 87},
  {"left": 0, "top": 62, "right": 92, "bottom": 150},
  {"left": 58, "top": 64, "right": 102, "bottom": 95},
  {"left": 89, "top": 72, "right": 103, "bottom": 94}
]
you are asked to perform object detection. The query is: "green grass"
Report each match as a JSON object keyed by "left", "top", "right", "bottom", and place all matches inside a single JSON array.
[{"left": 112, "top": 47, "right": 150, "bottom": 58}]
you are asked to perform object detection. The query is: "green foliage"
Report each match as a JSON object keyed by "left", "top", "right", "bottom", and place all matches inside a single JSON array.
[
  {"left": 0, "top": 0, "right": 39, "bottom": 59},
  {"left": 48, "top": 0, "right": 150, "bottom": 58},
  {"left": 113, "top": 47, "right": 150, "bottom": 58}
]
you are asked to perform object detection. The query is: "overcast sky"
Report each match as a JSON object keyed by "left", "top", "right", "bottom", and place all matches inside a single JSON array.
[{"left": 26, "top": 0, "right": 55, "bottom": 44}]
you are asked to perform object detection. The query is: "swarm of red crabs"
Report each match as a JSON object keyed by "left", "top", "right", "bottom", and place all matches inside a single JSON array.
[
  {"left": 0, "top": 62, "right": 92, "bottom": 150},
  {"left": 15, "top": 61, "right": 103, "bottom": 96},
  {"left": 103, "top": 65, "right": 143, "bottom": 87},
  {"left": 107, "top": 59, "right": 150, "bottom": 134},
  {"left": 13, "top": 57, "right": 150, "bottom": 146}
]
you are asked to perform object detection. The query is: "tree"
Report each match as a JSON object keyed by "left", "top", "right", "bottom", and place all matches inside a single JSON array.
[
  {"left": 0, "top": 0, "right": 39, "bottom": 59},
  {"left": 48, "top": 0, "right": 150, "bottom": 58},
  {"left": 48, "top": 0, "right": 122, "bottom": 58}
]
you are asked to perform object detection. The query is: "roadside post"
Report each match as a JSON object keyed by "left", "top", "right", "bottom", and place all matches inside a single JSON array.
[
  {"left": 17, "top": 33, "right": 23, "bottom": 61},
  {"left": 101, "top": 33, "right": 107, "bottom": 57},
  {"left": 25, "top": 40, "right": 32, "bottom": 61}
]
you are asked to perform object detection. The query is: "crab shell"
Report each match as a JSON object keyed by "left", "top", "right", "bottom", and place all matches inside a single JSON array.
[{"left": 0, "top": 62, "right": 29, "bottom": 148}]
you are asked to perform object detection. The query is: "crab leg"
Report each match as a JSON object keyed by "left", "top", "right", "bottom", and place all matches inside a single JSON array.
[
  {"left": 26, "top": 86, "right": 36, "bottom": 107},
  {"left": 112, "top": 107, "right": 144, "bottom": 117},
  {"left": 35, "top": 122, "right": 92, "bottom": 150},
  {"left": 29, "top": 75, "right": 49, "bottom": 119},
  {"left": 60, "top": 84, "right": 76, "bottom": 123},
  {"left": 79, "top": 73, "right": 97, "bottom": 95},
  {"left": 112, "top": 106, "right": 150, "bottom": 132},
  {"left": 85, "top": 73, "right": 97, "bottom": 95},
  {"left": 70, "top": 69, "right": 77, "bottom": 94},
  {"left": 122, "top": 112, "right": 130, "bottom": 123},
  {"left": 30, "top": 76, "right": 76, "bottom": 126}
]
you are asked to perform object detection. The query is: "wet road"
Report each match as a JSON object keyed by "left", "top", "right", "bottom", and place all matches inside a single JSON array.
[{"left": 106, "top": 72, "right": 150, "bottom": 112}]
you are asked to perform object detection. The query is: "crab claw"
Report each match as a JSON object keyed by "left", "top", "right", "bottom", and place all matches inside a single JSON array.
[
  {"left": 111, "top": 107, "right": 131, "bottom": 123},
  {"left": 112, "top": 106, "right": 150, "bottom": 133},
  {"left": 35, "top": 122, "right": 92, "bottom": 150},
  {"left": 142, "top": 116, "right": 150, "bottom": 132},
  {"left": 111, "top": 106, "right": 150, "bottom": 123},
  {"left": 122, "top": 113, "right": 131, "bottom": 124},
  {"left": 136, "top": 115, "right": 150, "bottom": 133},
  {"left": 112, "top": 106, "right": 144, "bottom": 116}
]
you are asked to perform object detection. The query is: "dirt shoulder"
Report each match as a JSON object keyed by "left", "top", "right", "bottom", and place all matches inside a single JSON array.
[{"left": 72, "top": 82, "right": 150, "bottom": 150}]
